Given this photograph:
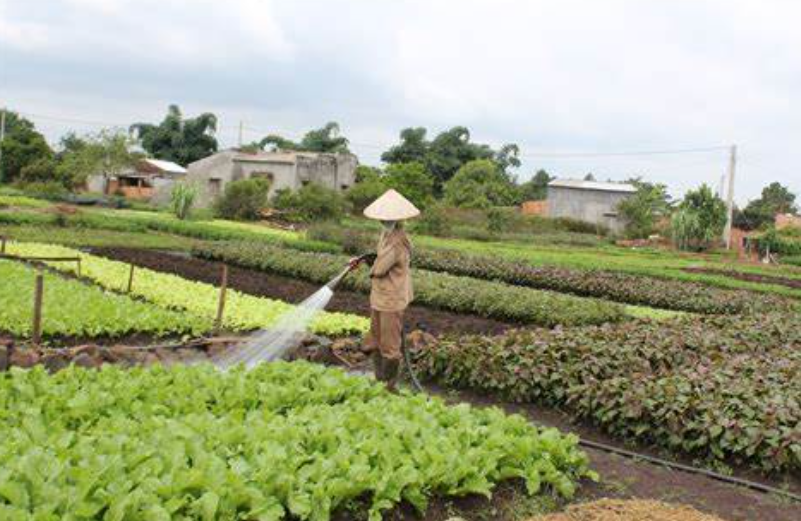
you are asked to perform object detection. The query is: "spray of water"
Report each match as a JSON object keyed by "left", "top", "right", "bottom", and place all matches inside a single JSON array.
[{"left": 213, "top": 285, "right": 335, "bottom": 369}]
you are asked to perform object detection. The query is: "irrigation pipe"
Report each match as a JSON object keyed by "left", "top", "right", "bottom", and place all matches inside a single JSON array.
[{"left": 573, "top": 437, "right": 801, "bottom": 503}]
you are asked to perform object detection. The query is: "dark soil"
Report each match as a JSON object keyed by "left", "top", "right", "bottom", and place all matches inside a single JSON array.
[
  {"left": 90, "top": 247, "right": 514, "bottom": 337},
  {"left": 684, "top": 266, "right": 801, "bottom": 289}
]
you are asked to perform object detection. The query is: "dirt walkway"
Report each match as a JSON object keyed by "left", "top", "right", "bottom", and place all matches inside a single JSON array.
[{"left": 90, "top": 247, "right": 514, "bottom": 337}]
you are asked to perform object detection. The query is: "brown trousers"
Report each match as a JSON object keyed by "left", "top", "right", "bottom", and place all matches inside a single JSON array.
[{"left": 365, "top": 309, "right": 404, "bottom": 360}]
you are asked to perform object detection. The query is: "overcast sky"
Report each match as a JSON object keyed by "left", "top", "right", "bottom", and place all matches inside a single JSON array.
[{"left": 1, "top": 0, "right": 799, "bottom": 203}]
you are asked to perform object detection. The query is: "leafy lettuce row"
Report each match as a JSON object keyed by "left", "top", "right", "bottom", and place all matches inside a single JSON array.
[
  {"left": 6, "top": 242, "right": 367, "bottom": 337},
  {"left": 0, "top": 362, "right": 594, "bottom": 519},
  {"left": 0, "top": 260, "right": 208, "bottom": 338}
]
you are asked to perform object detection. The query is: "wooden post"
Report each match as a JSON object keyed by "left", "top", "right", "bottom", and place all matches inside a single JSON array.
[
  {"left": 76, "top": 258, "right": 82, "bottom": 277},
  {"left": 214, "top": 264, "right": 228, "bottom": 334},
  {"left": 127, "top": 263, "right": 135, "bottom": 292},
  {"left": 32, "top": 271, "right": 44, "bottom": 346},
  {"left": 0, "top": 236, "right": 6, "bottom": 254}
]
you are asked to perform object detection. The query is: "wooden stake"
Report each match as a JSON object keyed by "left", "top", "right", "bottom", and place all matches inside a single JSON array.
[
  {"left": 0, "top": 236, "right": 6, "bottom": 254},
  {"left": 127, "top": 263, "right": 135, "bottom": 292},
  {"left": 214, "top": 264, "right": 228, "bottom": 334},
  {"left": 32, "top": 271, "right": 44, "bottom": 346},
  {"left": 76, "top": 258, "right": 82, "bottom": 277}
]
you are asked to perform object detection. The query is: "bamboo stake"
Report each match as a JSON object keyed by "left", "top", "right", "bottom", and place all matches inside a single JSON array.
[
  {"left": 127, "top": 263, "right": 135, "bottom": 292},
  {"left": 32, "top": 271, "right": 44, "bottom": 346},
  {"left": 214, "top": 264, "right": 229, "bottom": 334}
]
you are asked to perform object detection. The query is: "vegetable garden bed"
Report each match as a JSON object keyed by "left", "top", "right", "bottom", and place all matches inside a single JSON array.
[
  {"left": 415, "top": 311, "right": 801, "bottom": 474},
  {"left": 4, "top": 241, "right": 367, "bottom": 337},
  {"left": 0, "top": 362, "right": 593, "bottom": 520},
  {"left": 193, "top": 242, "right": 627, "bottom": 327}
]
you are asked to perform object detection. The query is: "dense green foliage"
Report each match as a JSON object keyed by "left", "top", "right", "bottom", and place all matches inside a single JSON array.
[
  {"left": 0, "top": 224, "right": 198, "bottom": 251},
  {"left": 7, "top": 242, "right": 366, "bottom": 336},
  {"left": 130, "top": 105, "right": 218, "bottom": 165},
  {"left": 56, "top": 130, "right": 138, "bottom": 189},
  {"left": 736, "top": 182, "right": 798, "bottom": 230},
  {"left": 517, "top": 170, "right": 554, "bottom": 202},
  {"left": 381, "top": 126, "right": 518, "bottom": 190},
  {"left": 0, "top": 362, "right": 593, "bottom": 520},
  {"left": 443, "top": 160, "right": 518, "bottom": 209},
  {"left": 0, "top": 112, "right": 53, "bottom": 184},
  {"left": 260, "top": 122, "right": 349, "bottom": 153},
  {"left": 272, "top": 183, "right": 347, "bottom": 222},
  {"left": 214, "top": 177, "right": 271, "bottom": 221},
  {"left": 416, "top": 311, "right": 801, "bottom": 473},
  {"left": 383, "top": 162, "right": 436, "bottom": 209},
  {"left": 193, "top": 242, "right": 627, "bottom": 327},
  {"left": 617, "top": 179, "right": 671, "bottom": 239},
  {"left": 0, "top": 260, "right": 207, "bottom": 337},
  {"left": 409, "top": 248, "right": 789, "bottom": 314},
  {"left": 672, "top": 184, "right": 727, "bottom": 251}
]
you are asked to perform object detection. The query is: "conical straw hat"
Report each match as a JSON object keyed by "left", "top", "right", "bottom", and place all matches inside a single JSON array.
[{"left": 363, "top": 189, "right": 421, "bottom": 221}]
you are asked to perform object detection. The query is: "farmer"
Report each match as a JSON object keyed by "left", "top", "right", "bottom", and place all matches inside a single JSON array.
[{"left": 350, "top": 189, "right": 419, "bottom": 391}]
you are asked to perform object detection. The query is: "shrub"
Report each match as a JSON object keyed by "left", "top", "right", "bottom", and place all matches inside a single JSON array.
[
  {"left": 416, "top": 311, "right": 801, "bottom": 472},
  {"left": 193, "top": 241, "right": 627, "bottom": 327},
  {"left": 486, "top": 207, "right": 515, "bottom": 234},
  {"left": 383, "top": 162, "right": 435, "bottom": 209},
  {"left": 671, "top": 184, "right": 727, "bottom": 251},
  {"left": 410, "top": 203, "right": 453, "bottom": 237},
  {"left": 273, "top": 183, "right": 348, "bottom": 222},
  {"left": 169, "top": 182, "right": 198, "bottom": 220},
  {"left": 215, "top": 177, "right": 271, "bottom": 220},
  {"left": 14, "top": 181, "right": 70, "bottom": 201},
  {"left": 443, "top": 159, "right": 517, "bottom": 209},
  {"left": 306, "top": 222, "right": 375, "bottom": 255},
  {"left": 345, "top": 175, "right": 387, "bottom": 214}
]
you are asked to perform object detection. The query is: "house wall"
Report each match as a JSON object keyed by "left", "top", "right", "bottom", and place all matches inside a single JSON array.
[
  {"left": 547, "top": 186, "right": 632, "bottom": 233},
  {"left": 186, "top": 151, "right": 358, "bottom": 208}
]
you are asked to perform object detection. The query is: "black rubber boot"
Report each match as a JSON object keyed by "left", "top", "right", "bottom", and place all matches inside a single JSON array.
[
  {"left": 383, "top": 357, "right": 401, "bottom": 393},
  {"left": 372, "top": 351, "right": 384, "bottom": 381}
]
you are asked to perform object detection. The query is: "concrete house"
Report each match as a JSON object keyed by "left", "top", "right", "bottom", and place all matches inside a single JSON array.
[
  {"left": 547, "top": 178, "right": 636, "bottom": 233},
  {"left": 185, "top": 149, "right": 358, "bottom": 206}
]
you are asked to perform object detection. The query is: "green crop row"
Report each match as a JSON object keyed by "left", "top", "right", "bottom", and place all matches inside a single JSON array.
[
  {"left": 0, "top": 194, "right": 52, "bottom": 209},
  {"left": 415, "top": 311, "right": 801, "bottom": 473},
  {"left": 409, "top": 248, "right": 790, "bottom": 314},
  {"left": 0, "top": 362, "right": 594, "bottom": 520},
  {"left": 193, "top": 242, "right": 627, "bottom": 327},
  {"left": 0, "top": 260, "right": 208, "bottom": 338},
  {"left": 6, "top": 242, "right": 367, "bottom": 337},
  {"left": 0, "top": 208, "right": 338, "bottom": 253}
]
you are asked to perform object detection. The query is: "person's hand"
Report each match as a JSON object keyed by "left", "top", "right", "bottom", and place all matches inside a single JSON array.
[{"left": 348, "top": 257, "right": 363, "bottom": 270}]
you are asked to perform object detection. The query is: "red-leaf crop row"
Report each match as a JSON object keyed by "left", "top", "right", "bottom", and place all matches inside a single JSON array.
[
  {"left": 414, "top": 311, "right": 801, "bottom": 473},
  {"left": 410, "top": 248, "right": 791, "bottom": 315}
]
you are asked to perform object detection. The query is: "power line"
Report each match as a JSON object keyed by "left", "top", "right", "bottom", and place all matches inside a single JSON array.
[{"left": 16, "top": 109, "right": 731, "bottom": 159}]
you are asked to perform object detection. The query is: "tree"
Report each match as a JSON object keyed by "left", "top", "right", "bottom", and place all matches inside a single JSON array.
[
  {"left": 443, "top": 159, "right": 518, "bottom": 209},
  {"left": 380, "top": 127, "right": 428, "bottom": 164},
  {"left": 382, "top": 126, "right": 514, "bottom": 191},
  {"left": 384, "top": 162, "right": 435, "bottom": 209},
  {"left": 518, "top": 169, "right": 554, "bottom": 201},
  {"left": 130, "top": 105, "right": 218, "bottom": 165},
  {"left": 56, "top": 130, "right": 137, "bottom": 189},
  {"left": 671, "top": 184, "right": 727, "bottom": 251},
  {"left": 738, "top": 182, "right": 798, "bottom": 230},
  {"left": 260, "top": 122, "right": 349, "bottom": 153},
  {"left": 617, "top": 178, "right": 671, "bottom": 239},
  {"left": 494, "top": 144, "right": 521, "bottom": 173},
  {"left": 584, "top": 173, "right": 596, "bottom": 181},
  {"left": 0, "top": 111, "right": 53, "bottom": 184}
]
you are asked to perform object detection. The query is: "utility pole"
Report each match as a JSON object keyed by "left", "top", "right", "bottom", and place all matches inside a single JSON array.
[
  {"left": 723, "top": 144, "right": 737, "bottom": 250},
  {"left": 0, "top": 107, "right": 6, "bottom": 184},
  {"left": 238, "top": 120, "right": 244, "bottom": 148}
]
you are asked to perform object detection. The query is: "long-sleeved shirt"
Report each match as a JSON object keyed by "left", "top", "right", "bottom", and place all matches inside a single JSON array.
[{"left": 369, "top": 228, "right": 413, "bottom": 312}]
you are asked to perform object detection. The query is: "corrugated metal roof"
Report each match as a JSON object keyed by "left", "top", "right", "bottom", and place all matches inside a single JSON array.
[
  {"left": 143, "top": 158, "right": 186, "bottom": 174},
  {"left": 548, "top": 178, "right": 637, "bottom": 193}
]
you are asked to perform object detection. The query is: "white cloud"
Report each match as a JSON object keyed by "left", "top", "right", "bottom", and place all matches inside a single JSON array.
[{"left": 0, "top": 0, "right": 799, "bottom": 202}]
